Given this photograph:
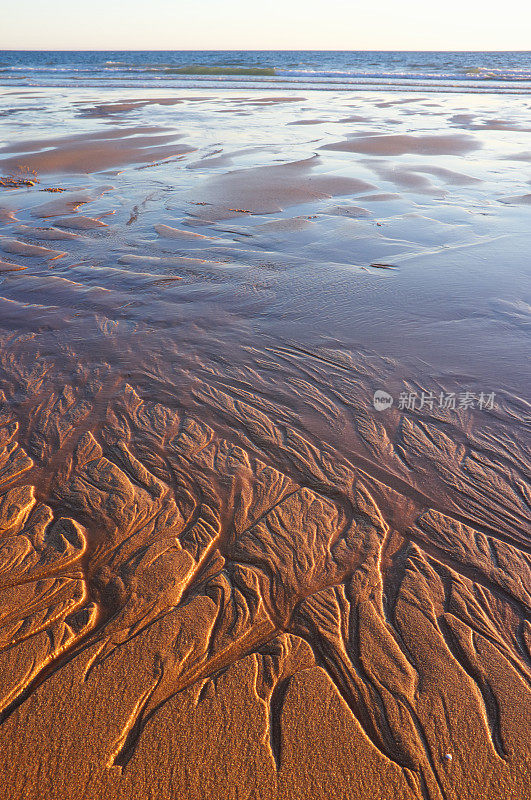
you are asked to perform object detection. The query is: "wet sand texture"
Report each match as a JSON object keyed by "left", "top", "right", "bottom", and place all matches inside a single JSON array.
[
  {"left": 0, "top": 371, "right": 529, "bottom": 800},
  {"left": 0, "top": 88, "right": 529, "bottom": 800},
  {"left": 321, "top": 133, "right": 480, "bottom": 156},
  {"left": 189, "top": 157, "right": 374, "bottom": 217},
  {"left": 0, "top": 126, "right": 194, "bottom": 174}
]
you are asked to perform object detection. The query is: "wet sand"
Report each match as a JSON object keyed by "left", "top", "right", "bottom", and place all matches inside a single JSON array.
[{"left": 0, "top": 87, "right": 530, "bottom": 800}]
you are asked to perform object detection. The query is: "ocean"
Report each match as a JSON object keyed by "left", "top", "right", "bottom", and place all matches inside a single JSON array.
[{"left": 1, "top": 50, "right": 531, "bottom": 93}]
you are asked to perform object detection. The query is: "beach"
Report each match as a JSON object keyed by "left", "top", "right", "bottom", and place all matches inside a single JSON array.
[{"left": 0, "top": 79, "right": 530, "bottom": 800}]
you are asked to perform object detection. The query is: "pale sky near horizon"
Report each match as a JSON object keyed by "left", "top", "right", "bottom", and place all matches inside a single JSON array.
[{"left": 1, "top": 0, "right": 530, "bottom": 51}]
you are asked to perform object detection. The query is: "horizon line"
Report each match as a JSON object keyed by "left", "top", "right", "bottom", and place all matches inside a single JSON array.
[{"left": 1, "top": 48, "right": 530, "bottom": 53}]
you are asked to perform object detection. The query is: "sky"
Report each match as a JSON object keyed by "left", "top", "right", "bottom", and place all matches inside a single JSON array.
[{"left": 1, "top": 0, "right": 530, "bottom": 51}]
